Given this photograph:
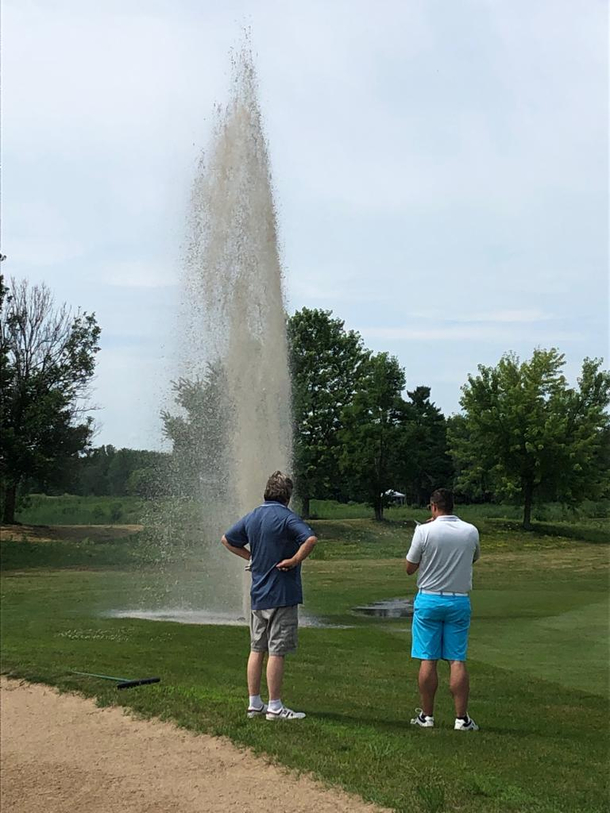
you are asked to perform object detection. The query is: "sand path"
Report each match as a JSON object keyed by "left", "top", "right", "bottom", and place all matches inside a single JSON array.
[{"left": 1, "top": 679, "right": 388, "bottom": 813}]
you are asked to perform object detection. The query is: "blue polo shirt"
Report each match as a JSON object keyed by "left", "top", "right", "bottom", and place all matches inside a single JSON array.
[{"left": 224, "top": 501, "right": 314, "bottom": 611}]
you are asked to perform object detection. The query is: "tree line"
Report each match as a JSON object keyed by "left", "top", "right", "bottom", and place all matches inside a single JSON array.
[
  {"left": 287, "top": 309, "right": 609, "bottom": 526},
  {"left": 1, "top": 279, "right": 608, "bottom": 528}
]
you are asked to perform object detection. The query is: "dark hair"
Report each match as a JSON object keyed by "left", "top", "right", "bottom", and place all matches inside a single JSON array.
[
  {"left": 429, "top": 488, "right": 454, "bottom": 514},
  {"left": 264, "top": 471, "right": 294, "bottom": 505}
]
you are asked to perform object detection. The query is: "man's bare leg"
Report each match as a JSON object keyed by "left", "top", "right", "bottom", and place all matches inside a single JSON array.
[
  {"left": 449, "top": 660, "right": 469, "bottom": 717},
  {"left": 247, "top": 651, "right": 265, "bottom": 696},
  {"left": 418, "top": 660, "right": 438, "bottom": 716},
  {"left": 267, "top": 654, "right": 285, "bottom": 702}
]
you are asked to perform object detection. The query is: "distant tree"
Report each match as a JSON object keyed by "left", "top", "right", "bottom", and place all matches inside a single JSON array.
[
  {"left": 126, "top": 463, "right": 169, "bottom": 499},
  {"left": 72, "top": 446, "right": 170, "bottom": 498},
  {"left": 287, "top": 308, "right": 368, "bottom": 516},
  {"left": 0, "top": 275, "right": 10, "bottom": 383},
  {"left": 449, "top": 349, "right": 610, "bottom": 529},
  {"left": 161, "top": 363, "right": 230, "bottom": 500},
  {"left": 74, "top": 445, "right": 117, "bottom": 496},
  {"left": 107, "top": 449, "right": 136, "bottom": 496},
  {"left": 112, "top": 450, "right": 170, "bottom": 498},
  {"left": 0, "top": 278, "right": 101, "bottom": 524},
  {"left": 445, "top": 415, "right": 494, "bottom": 504},
  {"left": 339, "top": 352, "right": 407, "bottom": 520},
  {"left": 400, "top": 386, "right": 453, "bottom": 504}
]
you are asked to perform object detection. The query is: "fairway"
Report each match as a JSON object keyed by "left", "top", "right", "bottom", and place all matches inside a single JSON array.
[{"left": 1, "top": 517, "right": 608, "bottom": 813}]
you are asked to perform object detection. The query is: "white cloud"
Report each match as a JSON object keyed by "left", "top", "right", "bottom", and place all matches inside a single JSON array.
[
  {"left": 407, "top": 309, "right": 557, "bottom": 324},
  {"left": 363, "top": 325, "right": 582, "bottom": 343}
]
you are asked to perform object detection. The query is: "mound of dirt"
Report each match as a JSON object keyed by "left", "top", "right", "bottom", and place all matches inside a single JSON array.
[{"left": 1, "top": 524, "right": 143, "bottom": 543}]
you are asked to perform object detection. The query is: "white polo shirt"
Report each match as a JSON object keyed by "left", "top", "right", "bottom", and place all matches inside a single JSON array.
[{"left": 406, "top": 515, "right": 480, "bottom": 594}]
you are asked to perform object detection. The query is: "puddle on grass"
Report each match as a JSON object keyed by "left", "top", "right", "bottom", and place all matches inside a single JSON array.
[
  {"left": 105, "top": 608, "right": 342, "bottom": 628},
  {"left": 352, "top": 598, "right": 413, "bottom": 619}
]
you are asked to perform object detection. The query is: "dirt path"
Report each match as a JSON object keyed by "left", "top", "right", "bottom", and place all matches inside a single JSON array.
[
  {"left": 1, "top": 524, "right": 143, "bottom": 542},
  {"left": 1, "top": 679, "right": 388, "bottom": 813}
]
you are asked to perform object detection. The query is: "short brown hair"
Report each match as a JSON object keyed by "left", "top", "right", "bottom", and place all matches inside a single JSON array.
[
  {"left": 429, "top": 488, "right": 454, "bottom": 513},
  {"left": 264, "top": 471, "right": 294, "bottom": 505}
]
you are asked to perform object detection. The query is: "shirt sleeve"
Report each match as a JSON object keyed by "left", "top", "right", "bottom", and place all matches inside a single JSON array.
[
  {"left": 285, "top": 512, "right": 315, "bottom": 544},
  {"left": 473, "top": 531, "right": 481, "bottom": 562},
  {"left": 224, "top": 516, "right": 249, "bottom": 547},
  {"left": 406, "top": 526, "right": 424, "bottom": 563}
]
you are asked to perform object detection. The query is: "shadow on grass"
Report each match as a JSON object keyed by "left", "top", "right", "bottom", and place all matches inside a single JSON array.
[
  {"left": 482, "top": 519, "right": 610, "bottom": 545},
  {"left": 311, "top": 709, "right": 415, "bottom": 732},
  {"left": 532, "top": 522, "right": 610, "bottom": 545}
]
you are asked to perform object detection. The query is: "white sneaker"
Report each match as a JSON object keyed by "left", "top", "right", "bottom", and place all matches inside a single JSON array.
[
  {"left": 247, "top": 703, "right": 268, "bottom": 718},
  {"left": 265, "top": 706, "right": 306, "bottom": 721},
  {"left": 410, "top": 708, "right": 434, "bottom": 728},
  {"left": 454, "top": 715, "right": 479, "bottom": 731}
]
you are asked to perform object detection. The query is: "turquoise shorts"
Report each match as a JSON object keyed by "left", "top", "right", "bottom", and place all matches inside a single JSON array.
[{"left": 411, "top": 593, "right": 471, "bottom": 661}]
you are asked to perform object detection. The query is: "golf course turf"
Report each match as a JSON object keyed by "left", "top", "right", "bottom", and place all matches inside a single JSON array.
[{"left": 1, "top": 506, "right": 608, "bottom": 813}]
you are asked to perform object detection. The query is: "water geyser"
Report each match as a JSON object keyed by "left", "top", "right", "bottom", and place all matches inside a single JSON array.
[{"left": 137, "top": 43, "right": 293, "bottom": 621}]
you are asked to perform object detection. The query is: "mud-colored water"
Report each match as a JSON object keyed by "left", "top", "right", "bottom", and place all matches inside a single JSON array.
[
  {"left": 147, "top": 41, "right": 292, "bottom": 619},
  {"left": 106, "top": 608, "right": 341, "bottom": 629},
  {"left": 352, "top": 598, "right": 413, "bottom": 618}
]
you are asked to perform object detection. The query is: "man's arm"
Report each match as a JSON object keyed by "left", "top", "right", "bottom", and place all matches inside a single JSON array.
[
  {"left": 405, "top": 525, "right": 423, "bottom": 576},
  {"left": 221, "top": 535, "right": 251, "bottom": 562},
  {"left": 277, "top": 536, "right": 318, "bottom": 571}
]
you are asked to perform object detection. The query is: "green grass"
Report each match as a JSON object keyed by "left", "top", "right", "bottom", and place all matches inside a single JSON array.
[
  {"left": 15, "top": 494, "right": 146, "bottom": 525},
  {"left": 0, "top": 524, "right": 151, "bottom": 571},
  {"left": 308, "top": 515, "right": 610, "bottom": 562},
  {"left": 0, "top": 538, "right": 145, "bottom": 571},
  {"left": 14, "top": 494, "right": 610, "bottom": 528},
  {"left": 309, "top": 498, "right": 610, "bottom": 523},
  {"left": 1, "top": 516, "right": 609, "bottom": 813}
]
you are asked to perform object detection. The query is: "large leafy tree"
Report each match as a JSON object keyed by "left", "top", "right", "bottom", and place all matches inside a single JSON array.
[
  {"left": 449, "top": 349, "right": 610, "bottom": 529},
  {"left": 339, "top": 352, "right": 407, "bottom": 520},
  {"left": 0, "top": 277, "right": 101, "bottom": 523},
  {"left": 445, "top": 414, "right": 494, "bottom": 504},
  {"left": 400, "top": 386, "right": 453, "bottom": 504},
  {"left": 287, "top": 308, "right": 368, "bottom": 516}
]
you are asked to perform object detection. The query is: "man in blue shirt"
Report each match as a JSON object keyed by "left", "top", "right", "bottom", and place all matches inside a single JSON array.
[{"left": 222, "top": 471, "right": 317, "bottom": 721}]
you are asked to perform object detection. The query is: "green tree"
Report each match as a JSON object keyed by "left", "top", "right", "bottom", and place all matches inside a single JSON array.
[
  {"left": 0, "top": 278, "right": 101, "bottom": 523},
  {"left": 400, "top": 386, "right": 453, "bottom": 505},
  {"left": 161, "top": 363, "right": 230, "bottom": 500},
  {"left": 126, "top": 464, "right": 169, "bottom": 499},
  {"left": 75, "top": 445, "right": 116, "bottom": 496},
  {"left": 287, "top": 308, "right": 368, "bottom": 516},
  {"left": 71, "top": 445, "right": 170, "bottom": 497},
  {"left": 445, "top": 414, "right": 494, "bottom": 504},
  {"left": 449, "top": 349, "right": 610, "bottom": 529},
  {"left": 339, "top": 352, "right": 407, "bottom": 520}
]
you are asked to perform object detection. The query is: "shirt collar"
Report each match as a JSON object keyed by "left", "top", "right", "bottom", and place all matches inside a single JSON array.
[{"left": 435, "top": 515, "right": 458, "bottom": 521}]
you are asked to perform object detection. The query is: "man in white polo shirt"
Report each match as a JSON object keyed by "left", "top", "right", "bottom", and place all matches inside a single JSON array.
[{"left": 406, "top": 488, "right": 480, "bottom": 731}]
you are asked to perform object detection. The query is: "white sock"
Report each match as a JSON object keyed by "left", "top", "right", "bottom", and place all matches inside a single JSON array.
[
  {"left": 269, "top": 699, "right": 283, "bottom": 712},
  {"left": 249, "top": 695, "right": 263, "bottom": 709}
]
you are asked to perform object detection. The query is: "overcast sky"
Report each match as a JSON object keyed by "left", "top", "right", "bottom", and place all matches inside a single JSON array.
[{"left": 3, "top": 0, "right": 608, "bottom": 449}]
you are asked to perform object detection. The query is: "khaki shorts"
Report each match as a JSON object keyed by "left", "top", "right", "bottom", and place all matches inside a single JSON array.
[{"left": 250, "top": 605, "right": 299, "bottom": 656}]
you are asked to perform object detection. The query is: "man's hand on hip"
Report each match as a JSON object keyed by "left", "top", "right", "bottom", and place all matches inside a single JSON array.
[{"left": 276, "top": 536, "right": 318, "bottom": 571}]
